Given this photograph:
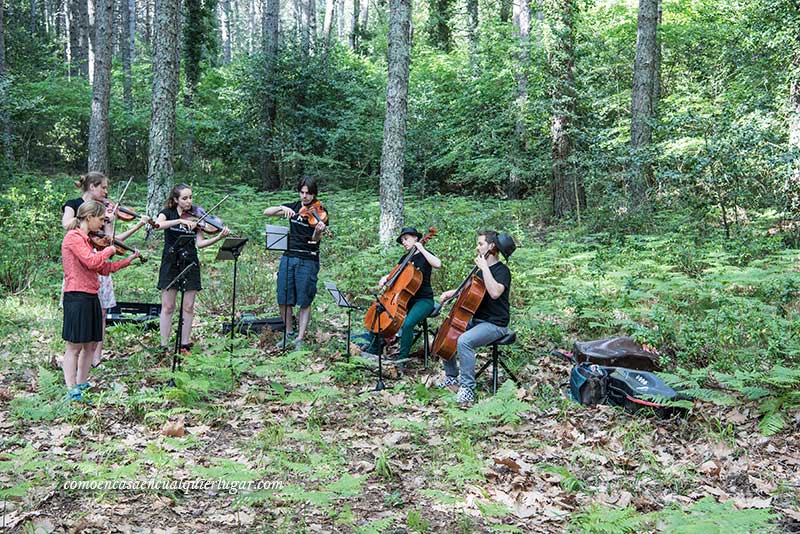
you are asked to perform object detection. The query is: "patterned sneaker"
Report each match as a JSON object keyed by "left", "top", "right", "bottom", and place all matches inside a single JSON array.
[
  {"left": 456, "top": 386, "right": 476, "bottom": 405},
  {"left": 292, "top": 338, "right": 306, "bottom": 350},
  {"left": 437, "top": 376, "right": 459, "bottom": 389},
  {"left": 275, "top": 334, "right": 297, "bottom": 350},
  {"left": 76, "top": 383, "right": 91, "bottom": 392}
]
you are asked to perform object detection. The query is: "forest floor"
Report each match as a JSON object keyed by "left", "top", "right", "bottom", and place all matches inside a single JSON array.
[
  {"left": 0, "top": 322, "right": 798, "bottom": 533},
  {"left": 1, "top": 178, "right": 799, "bottom": 532}
]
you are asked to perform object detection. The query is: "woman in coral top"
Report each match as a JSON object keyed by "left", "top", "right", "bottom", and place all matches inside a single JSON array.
[{"left": 61, "top": 201, "right": 139, "bottom": 402}]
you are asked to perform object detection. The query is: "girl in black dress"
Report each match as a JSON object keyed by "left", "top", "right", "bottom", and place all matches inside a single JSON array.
[{"left": 154, "top": 184, "right": 230, "bottom": 353}]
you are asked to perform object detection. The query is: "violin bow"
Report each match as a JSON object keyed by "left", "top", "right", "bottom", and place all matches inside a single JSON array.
[
  {"left": 192, "top": 194, "right": 230, "bottom": 228},
  {"left": 109, "top": 176, "right": 134, "bottom": 243}
]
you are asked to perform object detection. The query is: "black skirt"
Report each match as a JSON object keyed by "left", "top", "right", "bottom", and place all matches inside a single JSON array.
[
  {"left": 157, "top": 257, "right": 202, "bottom": 291},
  {"left": 62, "top": 292, "right": 104, "bottom": 343}
]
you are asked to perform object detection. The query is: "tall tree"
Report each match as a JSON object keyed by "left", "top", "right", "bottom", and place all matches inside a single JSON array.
[
  {"left": 378, "top": 0, "right": 411, "bottom": 243},
  {"left": 322, "top": 0, "right": 334, "bottom": 48},
  {"left": 358, "top": 0, "right": 367, "bottom": 41},
  {"left": 120, "top": 0, "right": 135, "bottom": 164},
  {"left": 260, "top": 0, "right": 280, "bottom": 189},
  {"left": 466, "top": 0, "right": 477, "bottom": 69},
  {"left": 628, "top": 0, "right": 659, "bottom": 210},
  {"left": 220, "top": 0, "right": 232, "bottom": 62},
  {"left": 499, "top": 0, "right": 510, "bottom": 23},
  {"left": 426, "top": 0, "right": 452, "bottom": 51},
  {"left": 182, "top": 0, "right": 218, "bottom": 168},
  {"left": 545, "top": 0, "right": 583, "bottom": 218},
  {"left": 789, "top": 49, "right": 800, "bottom": 213},
  {"left": 145, "top": 0, "right": 180, "bottom": 219},
  {"left": 0, "top": 0, "right": 11, "bottom": 177},
  {"left": 508, "top": 0, "right": 530, "bottom": 198},
  {"left": 87, "top": 0, "right": 114, "bottom": 174},
  {"left": 349, "top": 0, "right": 358, "bottom": 49}
]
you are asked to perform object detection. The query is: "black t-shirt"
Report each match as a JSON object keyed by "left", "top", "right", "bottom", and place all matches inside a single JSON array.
[
  {"left": 399, "top": 251, "right": 433, "bottom": 301},
  {"left": 62, "top": 197, "right": 84, "bottom": 216},
  {"left": 283, "top": 201, "right": 325, "bottom": 261},
  {"left": 158, "top": 207, "right": 199, "bottom": 262},
  {"left": 473, "top": 262, "right": 511, "bottom": 327}
]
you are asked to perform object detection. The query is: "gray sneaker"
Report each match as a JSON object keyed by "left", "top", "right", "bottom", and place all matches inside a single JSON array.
[
  {"left": 275, "top": 333, "right": 297, "bottom": 349},
  {"left": 456, "top": 386, "right": 475, "bottom": 405},
  {"left": 292, "top": 338, "right": 306, "bottom": 350},
  {"left": 437, "top": 376, "right": 459, "bottom": 389}
]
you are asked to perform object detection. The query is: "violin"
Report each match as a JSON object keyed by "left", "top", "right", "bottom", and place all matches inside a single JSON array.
[
  {"left": 363, "top": 227, "right": 436, "bottom": 337},
  {"left": 88, "top": 231, "right": 147, "bottom": 263},
  {"left": 179, "top": 205, "right": 226, "bottom": 235},
  {"left": 103, "top": 200, "right": 156, "bottom": 225},
  {"left": 298, "top": 200, "right": 333, "bottom": 238}
]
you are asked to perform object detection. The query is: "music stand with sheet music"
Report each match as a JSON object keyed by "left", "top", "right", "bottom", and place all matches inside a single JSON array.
[
  {"left": 265, "top": 224, "right": 292, "bottom": 350},
  {"left": 325, "top": 281, "right": 364, "bottom": 360},
  {"left": 216, "top": 237, "right": 249, "bottom": 359}
]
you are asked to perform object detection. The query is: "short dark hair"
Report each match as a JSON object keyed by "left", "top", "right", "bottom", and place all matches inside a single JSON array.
[
  {"left": 297, "top": 176, "right": 318, "bottom": 196},
  {"left": 478, "top": 230, "right": 500, "bottom": 256}
]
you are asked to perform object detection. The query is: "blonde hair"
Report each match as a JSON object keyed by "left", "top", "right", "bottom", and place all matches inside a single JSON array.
[
  {"left": 74, "top": 171, "right": 107, "bottom": 192},
  {"left": 66, "top": 200, "right": 105, "bottom": 231}
]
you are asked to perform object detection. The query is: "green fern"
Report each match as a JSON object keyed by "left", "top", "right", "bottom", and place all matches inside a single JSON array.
[
  {"left": 568, "top": 504, "right": 650, "bottom": 534},
  {"left": 758, "top": 411, "right": 786, "bottom": 436},
  {"left": 447, "top": 381, "right": 531, "bottom": 426},
  {"left": 659, "top": 496, "right": 777, "bottom": 533}
]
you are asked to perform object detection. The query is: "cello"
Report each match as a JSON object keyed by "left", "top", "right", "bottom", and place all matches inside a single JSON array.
[
  {"left": 363, "top": 227, "right": 436, "bottom": 338},
  {"left": 430, "top": 255, "right": 488, "bottom": 361}
]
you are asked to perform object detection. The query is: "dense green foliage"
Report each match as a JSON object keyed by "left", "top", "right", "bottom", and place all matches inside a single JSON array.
[{"left": 1, "top": 0, "right": 798, "bottom": 218}]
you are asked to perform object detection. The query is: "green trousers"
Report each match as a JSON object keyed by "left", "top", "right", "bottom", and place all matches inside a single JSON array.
[{"left": 365, "top": 298, "right": 435, "bottom": 358}]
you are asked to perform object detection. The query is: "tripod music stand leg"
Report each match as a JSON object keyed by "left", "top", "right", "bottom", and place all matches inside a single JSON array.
[{"left": 347, "top": 307, "right": 352, "bottom": 361}]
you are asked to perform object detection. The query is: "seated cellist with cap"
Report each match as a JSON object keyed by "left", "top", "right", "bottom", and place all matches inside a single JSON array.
[
  {"left": 361, "top": 227, "right": 441, "bottom": 364},
  {"left": 437, "top": 230, "right": 512, "bottom": 405}
]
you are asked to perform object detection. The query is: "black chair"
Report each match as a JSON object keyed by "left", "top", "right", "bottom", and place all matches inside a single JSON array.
[
  {"left": 475, "top": 331, "right": 519, "bottom": 394},
  {"left": 411, "top": 302, "right": 442, "bottom": 368}
]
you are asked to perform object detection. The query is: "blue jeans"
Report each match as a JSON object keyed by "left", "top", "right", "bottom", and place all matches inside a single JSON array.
[
  {"left": 277, "top": 256, "right": 319, "bottom": 307},
  {"left": 443, "top": 320, "right": 510, "bottom": 390}
]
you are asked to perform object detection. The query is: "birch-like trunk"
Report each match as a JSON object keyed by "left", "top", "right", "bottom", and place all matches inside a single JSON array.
[
  {"left": 146, "top": 0, "right": 180, "bottom": 220},
  {"left": 0, "top": 0, "right": 11, "bottom": 176},
  {"left": 378, "top": 0, "right": 411, "bottom": 244},
  {"left": 546, "top": 0, "right": 583, "bottom": 218},
  {"left": 628, "top": 0, "right": 659, "bottom": 210},
  {"left": 508, "top": 0, "right": 530, "bottom": 198},
  {"left": 260, "top": 0, "right": 280, "bottom": 189},
  {"left": 87, "top": 0, "right": 113, "bottom": 174}
]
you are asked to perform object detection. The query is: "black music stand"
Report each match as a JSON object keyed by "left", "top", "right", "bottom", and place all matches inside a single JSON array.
[
  {"left": 163, "top": 232, "right": 197, "bottom": 374},
  {"left": 361, "top": 295, "right": 396, "bottom": 393},
  {"left": 217, "top": 237, "right": 249, "bottom": 361},
  {"left": 266, "top": 224, "right": 291, "bottom": 350},
  {"left": 324, "top": 281, "right": 364, "bottom": 361}
]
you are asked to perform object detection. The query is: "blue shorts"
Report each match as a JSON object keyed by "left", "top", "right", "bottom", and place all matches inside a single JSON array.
[{"left": 277, "top": 256, "right": 319, "bottom": 308}]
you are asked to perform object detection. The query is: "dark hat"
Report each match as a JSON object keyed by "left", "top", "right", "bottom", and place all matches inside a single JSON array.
[
  {"left": 496, "top": 233, "right": 517, "bottom": 259},
  {"left": 396, "top": 227, "right": 422, "bottom": 244}
]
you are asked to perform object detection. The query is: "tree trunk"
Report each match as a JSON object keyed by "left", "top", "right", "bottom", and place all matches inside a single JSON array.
[
  {"left": 87, "top": 0, "right": 113, "bottom": 174},
  {"left": 349, "top": 0, "right": 358, "bottom": 49},
  {"left": 260, "top": 0, "right": 280, "bottom": 189},
  {"left": 0, "top": 0, "right": 11, "bottom": 177},
  {"left": 358, "top": 0, "right": 367, "bottom": 37},
  {"left": 336, "top": 0, "right": 344, "bottom": 41},
  {"left": 72, "top": 0, "right": 90, "bottom": 77},
  {"left": 221, "top": 0, "right": 232, "bottom": 62},
  {"left": 306, "top": 0, "right": 316, "bottom": 51},
  {"left": 508, "top": 0, "right": 529, "bottom": 198},
  {"left": 378, "top": 0, "right": 411, "bottom": 244},
  {"left": 146, "top": 0, "right": 180, "bottom": 220},
  {"left": 121, "top": 0, "right": 134, "bottom": 166},
  {"left": 788, "top": 48, "right": 800, "bottom": 215},
  {"left": 499, "top": 0, "right": 510, "bottom": 23},
  {"left": 651, "top": 0, "right": 661, "bottom": 111},
  {"left": 628, "top": 0, "right": 658, "bottom": 210},
  {"left": 546, "top": 0, "right": 583, "bottom": 218},
  {"left": 87, "top": 0, "right": 95, "bottom": 83},
  {"left": 322, "top": 0, "right": 334, "bottom": 47},
  {"left": 426, "top": 0, "right": 452, "bottom": 52},
  {"left": 466, "top": 0, "right": 477, "bottom": 70}
]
